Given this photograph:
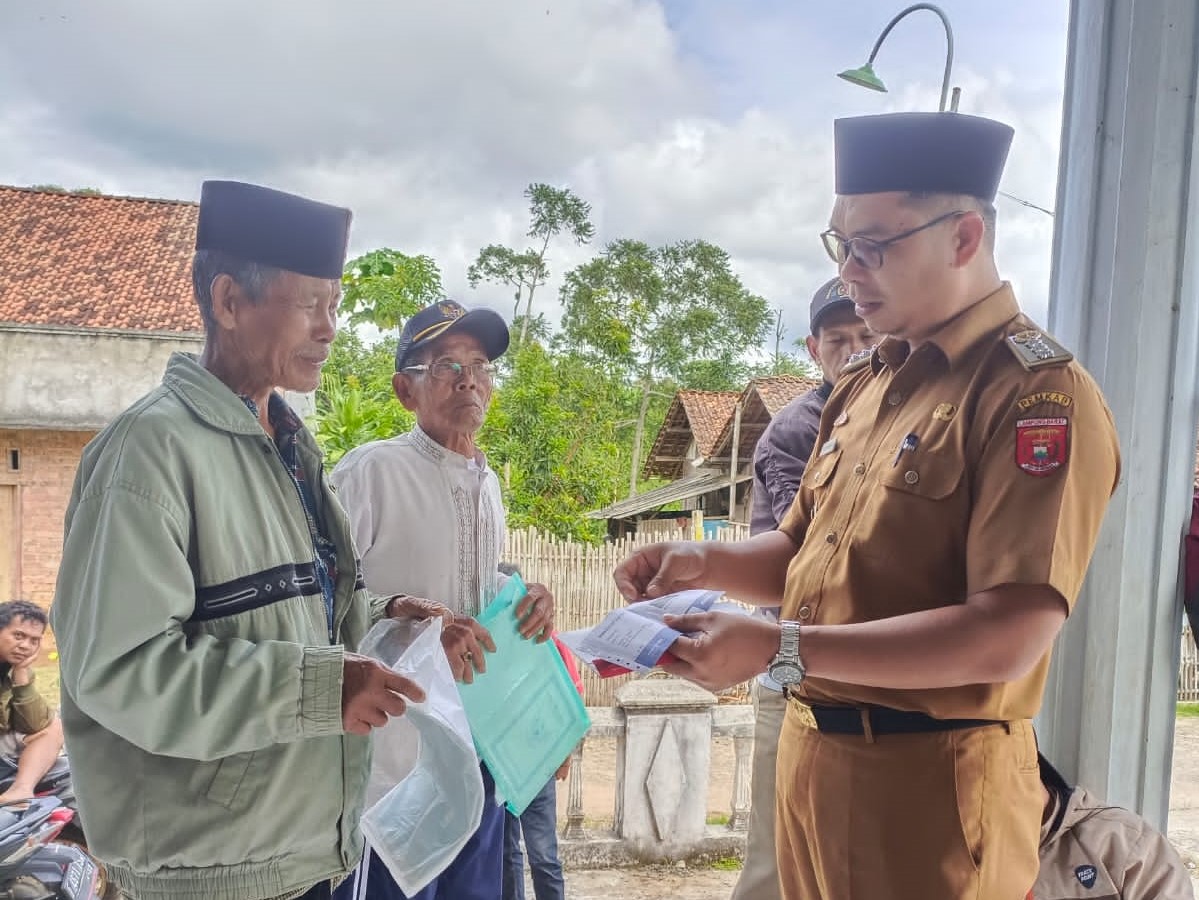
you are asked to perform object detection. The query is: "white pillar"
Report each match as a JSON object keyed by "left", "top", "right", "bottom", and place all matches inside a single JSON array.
[{"left": 1037, "top": 0, "right": 1199, "bottom": 827}]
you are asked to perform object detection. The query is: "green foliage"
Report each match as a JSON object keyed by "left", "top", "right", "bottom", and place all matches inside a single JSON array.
[
  {"left": 558, "top": 238, "right": 772, "bottom": 493},
  {"left": 559, "top": 238, "right": 772, "bottom": 382},
  {"left": 750, "top": 351, "right": 821, "bottom": 380},
  {"left": 316, "top": 221, "right": 777, "bottom": 530},
  {"left": 468, "top": 183, "right": 594, "bottom": 345},
  {"left": 341, "top": 249, "right": 444, "bottom": 330},
  {"left": 314, "top": 330, "right": 412, "bottom": 464},
  {"left": 479, "top": 342, "right": 632, "bottom": 541}
]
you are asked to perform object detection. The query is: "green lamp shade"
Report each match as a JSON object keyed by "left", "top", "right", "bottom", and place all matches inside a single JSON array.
[{"left": 837, "top": 63, "right": 888, "bottom": 93}]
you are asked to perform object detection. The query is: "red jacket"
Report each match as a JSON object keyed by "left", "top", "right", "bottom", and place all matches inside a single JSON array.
[
  {"left": 1185, "top": 489, "right": 1199, "bottom": 638},
  {"left": 552, "top": 635, "right": 585, "bottom": 698}
]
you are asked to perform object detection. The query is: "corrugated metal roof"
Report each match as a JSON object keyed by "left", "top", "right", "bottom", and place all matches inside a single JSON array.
[{"left": 587, "top": 471, "right": 726, "bottom": 519}]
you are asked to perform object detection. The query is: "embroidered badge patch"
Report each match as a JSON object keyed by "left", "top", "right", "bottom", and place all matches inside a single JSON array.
[
  {"left": 932, "top": 403, "right": 957, "bottom": 421},
  {"left": 1017, "top": 391, "right": 1074, "bottom": 411},
  {"left": 1016, "top": 417, "right": 1069, "bottom": 476},
  {"left": 1075, "top": 864, "right": 1097, "bottom": 888}
]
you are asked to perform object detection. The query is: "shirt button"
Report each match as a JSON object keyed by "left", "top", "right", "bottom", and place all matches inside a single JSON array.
[
  {"left": 798, "top": 606, "right": 813, "bottom": 621},
  {"left": 853, "top": 462, "right": 866, "bottom": 475},
  {"left": 887, "top": 391, "right": 903, "bottom": 406},
  {"left": 904, "top": 470, "right": 920, "bottom": 485},
  {"left": 825, "top": 532, "right": 837, "bottom": 544}
]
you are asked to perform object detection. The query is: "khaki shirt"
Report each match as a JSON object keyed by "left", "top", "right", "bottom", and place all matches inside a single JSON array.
[{"left": 779, "top": 283, "right": 1120, "bottom": 720}]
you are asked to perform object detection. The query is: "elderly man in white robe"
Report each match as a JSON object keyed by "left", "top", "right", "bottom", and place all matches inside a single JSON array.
[{"left": 331, "top": 299, "right": 555, "bottom": 900}]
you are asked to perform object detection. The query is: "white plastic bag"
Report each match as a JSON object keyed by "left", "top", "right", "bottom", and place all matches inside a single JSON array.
[{"left": 358, "top": 617, "right": 484, "bottom": 895}]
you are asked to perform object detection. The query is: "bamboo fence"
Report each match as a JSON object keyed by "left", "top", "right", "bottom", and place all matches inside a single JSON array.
[
  {"left": 506, "top": 527, "right": 1199, "bottom": 706},
  {"left": 504, "top": 521, "right": 750, "bottom": 706}
]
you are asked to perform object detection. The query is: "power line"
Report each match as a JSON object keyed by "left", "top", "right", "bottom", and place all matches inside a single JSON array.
[{"left": 997, "top": 190, "right": 1055, "bottom": 218}]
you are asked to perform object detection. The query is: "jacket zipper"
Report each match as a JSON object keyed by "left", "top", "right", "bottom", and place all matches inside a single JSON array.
[{"left": 264, "top": 439, "right": 334, "bottom": 644}]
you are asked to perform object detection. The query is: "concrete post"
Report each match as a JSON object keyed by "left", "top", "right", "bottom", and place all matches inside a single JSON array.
[
  {"left": 615, "top": 677, "right": 717, "bottom": 860},
  {"left": 1037, "top": 0, "right": 1199, "bottom": 826}
]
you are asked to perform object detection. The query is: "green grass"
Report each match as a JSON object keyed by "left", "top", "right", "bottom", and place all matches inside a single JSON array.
[
  {"left": 711, "top": 857, "right": 743, "bottom": 871},
  {"left": 33, "top": 664, "right": 61, "bottom": 707},
  {"left": 1178, "top": 702, "right": 1199, "bottom": 718}
]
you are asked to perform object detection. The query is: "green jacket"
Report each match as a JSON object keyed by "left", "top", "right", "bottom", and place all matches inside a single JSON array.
[
  {"left": 51, "top": 353, "right": 389, "bottom": 900},
  {"left": 0, "top": 666, "right": 53, "bottom": 735}
]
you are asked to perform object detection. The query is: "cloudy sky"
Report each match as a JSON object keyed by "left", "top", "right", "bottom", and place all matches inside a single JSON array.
[{"left": 0, "top": 0, "right": 1068, "bottom": 344}]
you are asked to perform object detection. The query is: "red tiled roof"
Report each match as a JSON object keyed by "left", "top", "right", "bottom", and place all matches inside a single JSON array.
[
  {"left": 678, "top": 390, "right": 740, "bottom": 458},
  {"left": 643, "top": 390, "right": 740, "bottom": 480},
  {"left": 0, "top": 185, "right": 202, "bottom": 332},
  {"left": 750, "top": 374, "right": 822, "bottom": 417},
  {"left": 708, "top": 374, "right": 822, "bottom": 464}
]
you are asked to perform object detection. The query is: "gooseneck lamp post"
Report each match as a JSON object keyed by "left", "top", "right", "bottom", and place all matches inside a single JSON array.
[{"left": 837, "top": 3, "right": 957, "bottom": 113}]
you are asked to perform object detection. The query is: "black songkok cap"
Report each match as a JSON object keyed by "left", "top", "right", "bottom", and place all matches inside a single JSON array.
[
  {"left": 834, "top": 113, "right": 1014, "bottom": 201},
  {"left": 195, "top": 181, "right": 352, "bottom": 280}
]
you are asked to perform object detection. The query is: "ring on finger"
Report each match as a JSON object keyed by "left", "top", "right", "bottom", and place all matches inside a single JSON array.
[{"left": 462, "top": 651, "right": 473, "bottom": 662}]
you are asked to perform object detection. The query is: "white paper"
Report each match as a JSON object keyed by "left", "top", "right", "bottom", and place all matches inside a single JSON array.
[{"left": 559, "top": 589, "right": 724, "bottom": 672}]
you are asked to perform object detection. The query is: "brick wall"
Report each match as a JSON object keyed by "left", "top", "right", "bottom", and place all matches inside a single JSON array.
[{"left": 0, "top": 428, "right": 94, "bottom": 656}]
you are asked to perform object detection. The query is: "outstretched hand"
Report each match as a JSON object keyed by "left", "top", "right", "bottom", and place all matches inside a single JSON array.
[{"left": 613, "top": 542, "right": 707, "bottom": 602}]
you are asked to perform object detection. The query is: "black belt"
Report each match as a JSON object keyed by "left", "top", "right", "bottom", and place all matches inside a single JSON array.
[{"left": 789, "top": 697, "right": 1001, "bottom": 736}]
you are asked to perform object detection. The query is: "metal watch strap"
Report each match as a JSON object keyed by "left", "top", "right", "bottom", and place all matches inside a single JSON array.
[{"left": 777, "top": 619, "right": 801, "bottom": 661}]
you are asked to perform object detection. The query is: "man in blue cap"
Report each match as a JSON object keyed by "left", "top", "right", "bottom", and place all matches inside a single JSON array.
[
  {"left": 52, "top": 181, "right": 435, "bottom": 900},
  {"left": 614, "top": 111, "right": 1121, "bottom": 899},
  {"left": 332, "top": 299, "right": 555, "bottom": 900}
]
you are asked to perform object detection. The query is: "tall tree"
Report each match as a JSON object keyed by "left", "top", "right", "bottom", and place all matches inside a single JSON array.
[
  {"left": 468, "top": 183, "right": 595, "bottom": 346},
  {"left": 341, "top": 249, "right": 444, "bottom": 330},
  {"left": 479, "top": 342, "right": 633, "bottom": 541},
  {"left": 559, "top": 238, "right": 772, "bottom": 496}
]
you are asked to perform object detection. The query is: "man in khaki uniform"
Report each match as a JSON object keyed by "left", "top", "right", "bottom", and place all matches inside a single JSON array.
[{"left": 613, "top": 111, "right": 1121, "bottom": 900}]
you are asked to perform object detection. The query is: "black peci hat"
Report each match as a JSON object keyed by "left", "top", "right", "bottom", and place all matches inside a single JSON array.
[
  {"left": 195, "top": 181, "right": 352, "bottom": 279},
  {"left": 834, "top": 113, "right": 1014, "bottom": 201}
]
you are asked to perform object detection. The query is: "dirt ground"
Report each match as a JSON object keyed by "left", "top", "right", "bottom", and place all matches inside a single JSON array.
[{"left": 547, "top": 723, "right": 1199, "bottom": 900}]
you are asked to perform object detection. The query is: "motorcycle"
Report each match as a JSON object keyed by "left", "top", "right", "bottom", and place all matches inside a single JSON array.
[
  {"left": 0, "top": 796, "right": 101, "bottom": 899},
  {"left": 0, "top": 759, "right": 113, "bottom": 899}
]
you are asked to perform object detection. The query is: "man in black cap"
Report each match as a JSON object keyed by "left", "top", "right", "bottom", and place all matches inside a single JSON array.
[
  {"left": 733, "top": 277, "right": 871, "bottom": 900},
  {"left": 614, "top": 112, "right": 1121, "bottom": 899},
  {"left": 52, "top": 181, "right": 436, "bottom": 900},
  {"left": 332, "top": 299, "right": 555, "bottom": 900}
]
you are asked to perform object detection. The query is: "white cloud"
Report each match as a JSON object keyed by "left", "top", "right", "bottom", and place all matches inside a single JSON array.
[{"left": 0, "top": 0, "right": 1067, "bottom": 341}]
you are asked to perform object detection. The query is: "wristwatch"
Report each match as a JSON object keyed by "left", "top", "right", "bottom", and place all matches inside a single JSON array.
[{"left": 767, "top": 620, "right": 805, "bottom": 687}]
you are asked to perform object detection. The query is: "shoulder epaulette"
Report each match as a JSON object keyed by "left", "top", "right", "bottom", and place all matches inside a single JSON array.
[
  {"left": 841, "top": 346, "right": 875, "bottom": 375},
  {"left": 1005, "top": 329, "right": 1074, "bottom": 370}
]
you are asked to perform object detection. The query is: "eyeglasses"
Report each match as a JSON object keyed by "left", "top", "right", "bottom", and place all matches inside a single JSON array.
[
  {"left": 820, "top": 210, "right": 966, "bottom": 271},
  {"left": 403, "top": 361, "right": 499, "bottom": 382}
]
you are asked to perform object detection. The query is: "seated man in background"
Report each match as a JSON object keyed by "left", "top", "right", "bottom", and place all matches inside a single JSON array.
[
  {"left": 1034, "top": 753, "right": 1193, "bottom": 899},
  {"left": 0, "top": 600, "right": 64, "bottom": 804}
]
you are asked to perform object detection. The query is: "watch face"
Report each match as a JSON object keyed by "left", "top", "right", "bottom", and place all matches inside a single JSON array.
[{"left": 769, "top": 662, "right": 804, "bottom": 686}]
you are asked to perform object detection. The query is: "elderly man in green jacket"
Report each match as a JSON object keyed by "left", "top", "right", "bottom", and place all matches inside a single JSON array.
[{"left": 51, "top": 182, "right": 430, "bottom": 900}]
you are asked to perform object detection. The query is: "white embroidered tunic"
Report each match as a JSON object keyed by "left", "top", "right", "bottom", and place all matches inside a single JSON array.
[{"left": 330, "top": 425, "right": 505, "bottom": 616}]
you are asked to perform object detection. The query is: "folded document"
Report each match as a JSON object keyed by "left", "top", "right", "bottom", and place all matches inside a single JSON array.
[{"left": 558, "top": 589, "right": 739, "bottom": 677}]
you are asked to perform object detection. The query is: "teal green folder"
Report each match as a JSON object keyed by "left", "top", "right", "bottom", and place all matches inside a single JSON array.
[{"left": 458, "top": 574, "right": 591, "bottom": 816}]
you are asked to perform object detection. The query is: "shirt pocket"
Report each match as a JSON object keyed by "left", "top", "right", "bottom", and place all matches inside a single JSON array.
[
  {"left": 877, "top": 450, "right": 963, "bottom": 500},
  {"left": 851, "top": 450, "right": 968, "bottom": 585},
  {"left": 803, "top": 446, "right": 843, "bottom": 518},
  {"left": 202, "top": 750, "right": 261, "bottom": 811}
]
